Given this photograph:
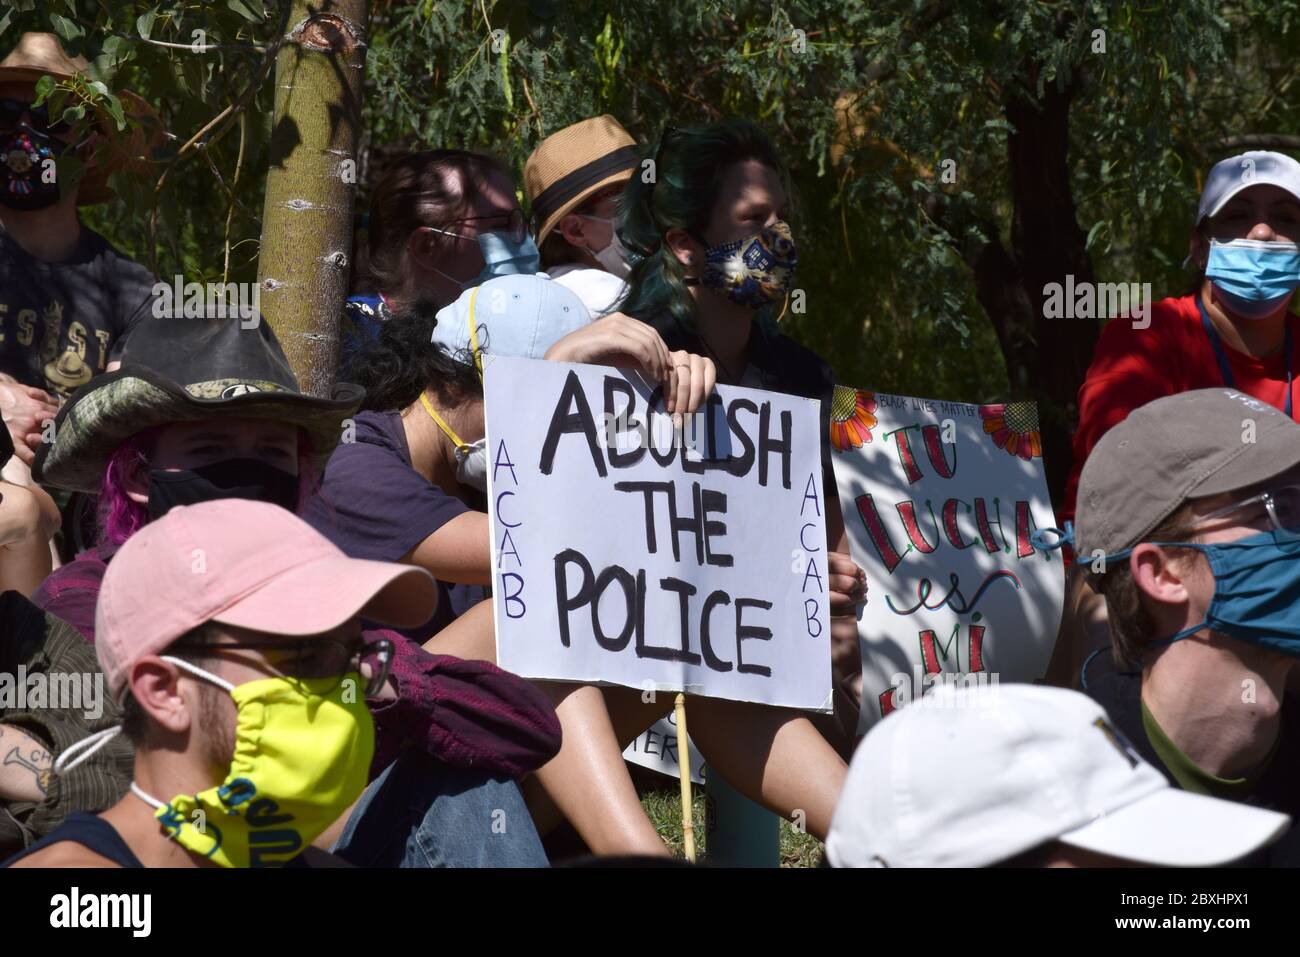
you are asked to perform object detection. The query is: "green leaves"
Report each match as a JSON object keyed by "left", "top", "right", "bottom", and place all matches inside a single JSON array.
[
  {"left": 136, "top": 7, "right": 158, "bottom": 40},
  {"left": 227, "top": 0, "right": 265, "bottom": 23},
  {"left": 49, "top": 12, "right": 85, "bottom": 43}
]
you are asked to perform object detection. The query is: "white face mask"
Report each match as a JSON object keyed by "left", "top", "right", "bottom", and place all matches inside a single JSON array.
[
  {"left": 420, "top": 393, "right": 488, "bottom": 492},
  {"left": 454, "top": 439, "right": 489, "bottom": 491},
  {"left": 577, "top": 215, "right": 632, "bottom": 279}
]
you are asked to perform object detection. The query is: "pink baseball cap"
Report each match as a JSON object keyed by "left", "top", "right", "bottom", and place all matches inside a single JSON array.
[{"left": 96, "top": 499, "right": 438, "bottom": 701}]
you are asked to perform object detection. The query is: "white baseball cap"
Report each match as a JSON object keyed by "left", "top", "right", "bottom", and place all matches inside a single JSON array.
[
  {"left": 1196, "top": 150, "right": 1300, "bottom": 224},
  {"left": 826, "top": 683, "right": 1290, "bottom": 867},
  {"left": 431, "top": 273, "right": 592, "bottom": 364}
]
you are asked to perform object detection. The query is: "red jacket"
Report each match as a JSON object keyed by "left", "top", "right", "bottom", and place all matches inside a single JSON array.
[{"left": 1064, "top": 293, "right": 1300, "bottom": 522}]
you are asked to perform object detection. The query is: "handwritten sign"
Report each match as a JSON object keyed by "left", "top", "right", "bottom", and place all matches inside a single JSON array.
[
  {"left": 623, "top": 714, "right": 706, "bottom": 785},
  {"left": 484, "top": 355, "right": 832, "bottom": 710},
  {"left": 828, "top": 388, "right": 1064, "bottom": 732}
]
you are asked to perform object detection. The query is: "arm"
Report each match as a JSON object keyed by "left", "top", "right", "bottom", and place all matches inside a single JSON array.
[
  {"left": 0, "top": 375, "right": 59, "bottom": 468},
  {"left": 0, "top": 481, "right": 60, "bottom": 597},
  {"left": 825, "top": 495, "right": 864, "bottom": 698},
  {"left": 402, "top": 510, "right": 492, "bottom": 586},
  {"left": 0, "top": 722, "right": 52, "bottom": 803},
  {"left": 543, "top": 313, "right": 717, "bottom": 414}
]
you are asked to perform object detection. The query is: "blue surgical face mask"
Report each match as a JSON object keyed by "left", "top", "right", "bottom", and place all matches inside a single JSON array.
[
  {"left": 1205, "top": 238, "right": 1300, "bottom": 319},
  {"left": 428, "top": 226, "right": 540, "bottom": 293},
  {"left": 473, "top": 230, "right": 540, "bottom": 280},
  {"left": 1127, "top": 527, "right": 1300, "bottom": 655}
]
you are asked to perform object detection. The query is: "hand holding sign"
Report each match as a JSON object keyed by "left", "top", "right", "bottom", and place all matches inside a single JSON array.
[{"left": 542, "top": 314, "right": 716, "bottom": 414}]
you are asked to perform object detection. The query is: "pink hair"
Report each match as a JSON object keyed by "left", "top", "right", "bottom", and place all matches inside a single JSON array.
[{"left": 97, "top": 424, "right": 320, "bottom": 547}]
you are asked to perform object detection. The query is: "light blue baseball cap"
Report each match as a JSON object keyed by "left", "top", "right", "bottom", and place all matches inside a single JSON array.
[{"left": 431, "top": 274, "right": 593, "bottom": 367}]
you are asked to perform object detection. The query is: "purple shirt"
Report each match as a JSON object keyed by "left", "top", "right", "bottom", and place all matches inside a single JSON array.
[
  {"left": 32, "top": 543, "right": 560, "bottom": 779},
  {"left": 303, "top": 410, "right": 491, "bottom": 640}
]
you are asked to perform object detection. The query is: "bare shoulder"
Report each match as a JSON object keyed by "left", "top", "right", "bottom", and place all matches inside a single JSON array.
[{"left": 8, "top": 842, "right": 121, "bottom": 869}]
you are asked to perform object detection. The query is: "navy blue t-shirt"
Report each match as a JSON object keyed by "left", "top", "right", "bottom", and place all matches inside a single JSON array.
[{"left": 304, "top": 410, "right": 490, "bottom": 640}]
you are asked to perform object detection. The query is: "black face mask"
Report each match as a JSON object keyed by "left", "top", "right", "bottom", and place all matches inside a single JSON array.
[
  {"left": 146, "top": 458, "right": 301, "bottom": 521},
  {"left": 0, "top": 124, "right": 66, "bottom": 211}
]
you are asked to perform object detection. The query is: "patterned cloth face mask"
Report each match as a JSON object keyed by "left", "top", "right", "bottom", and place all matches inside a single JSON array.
[
  {"left": 0, "top": 124, "right": 64, "bottom": 211},
  {"left": 698, "top": 219, "right": 797, "bottom": 309}
]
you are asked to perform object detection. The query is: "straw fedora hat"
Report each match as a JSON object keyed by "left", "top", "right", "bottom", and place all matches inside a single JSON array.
[
  {"left": 524, "top": 115, "right": 639, "bottom": 247},
  {"left": 0, "top": 32, "right": 158, "bottom": 205}
]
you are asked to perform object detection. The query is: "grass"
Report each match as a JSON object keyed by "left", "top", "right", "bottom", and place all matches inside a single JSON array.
[{"left": 640, "top": 780, "right": 824, "bottom": 867}]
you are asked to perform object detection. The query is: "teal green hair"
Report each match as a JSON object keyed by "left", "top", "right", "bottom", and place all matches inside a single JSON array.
[{"left": 616, "top": 118, "right": 791, "bottom": 329}]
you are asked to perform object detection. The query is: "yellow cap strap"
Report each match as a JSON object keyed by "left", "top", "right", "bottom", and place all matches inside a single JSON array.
[
  {"left": 420, "top": 392, "right": 469, "bottom": 452},
  {"left": 468, "top": 285, "right": 484, "bottom": 379}
]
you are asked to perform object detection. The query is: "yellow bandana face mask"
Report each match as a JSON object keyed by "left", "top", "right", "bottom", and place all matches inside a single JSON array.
[{"left": 130, "top": 657, "right": 375, "bottom": 868}]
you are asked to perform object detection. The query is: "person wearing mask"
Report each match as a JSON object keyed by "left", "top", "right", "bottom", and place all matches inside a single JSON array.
[
  {"left": 1052, "top": 151, "right": 1300, "bottom": 688},
  {"left": 0, "top": 33, "right": 157, "bottom": 464},
  {"left": 25, "top": 314, "right": 561, "bottom": 867},
  {"left": 617, "top": 118, "right": 867, "bottom": 752},
  {"left": 5, "top": 499, "right": 439, "bottom": 868},
  {"left": 525, "top": 115, "right": 639, "bottom": 316},
  {"left": 342, "top": 149, "right": 539, "bottom": 374},
  {"left": 826, "top": 683, "right": 1289, "bottom": 868},
  {"left": 1061, "top": 388, "right": 1300, "bottom": 866},
  {"left": 318, "top": 278, "right": 847, "bottom": 857}
]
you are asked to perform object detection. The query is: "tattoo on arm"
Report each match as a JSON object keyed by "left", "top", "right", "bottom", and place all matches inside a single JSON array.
[{"left": 0, "top": 724, "right": 53, "bottom": 798}]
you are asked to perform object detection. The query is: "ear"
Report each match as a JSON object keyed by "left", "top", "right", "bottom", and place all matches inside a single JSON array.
[
  {"left": 664, "top": 227, "right": 703, "bottom": 274},
  {"left": 405, "top": 227, "right": 439, "bottom": 272},
  {"left": 123, "top": 456, "right": 150, "bottom": 505},
  {"left": 1130, "top": 543, "right": 1195, "bottom": 607},
  {"left": 128, "top": 658, "right": 195, "bottom": 736},
  {"left": 556, "top": 213, "right": 590, "bottom": 248}
]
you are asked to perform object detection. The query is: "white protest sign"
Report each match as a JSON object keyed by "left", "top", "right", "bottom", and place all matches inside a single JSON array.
[
  {"left": 485, "top": 355, "right": 832, "bottom": 710},
  {"left": 623, "top": 714, "right": 706, "bottom": 785},
  {"left": 828, "top": 387, "right": 1064, "bottom": 732}
]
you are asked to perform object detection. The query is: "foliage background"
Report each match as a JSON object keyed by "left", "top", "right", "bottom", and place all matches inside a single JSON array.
[{"left": 4, "top": 0, "right": 1300, "bottom": 501}]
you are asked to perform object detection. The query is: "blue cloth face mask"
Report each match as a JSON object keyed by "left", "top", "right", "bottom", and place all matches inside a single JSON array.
[
  {"left": 427, "top": 226, "right": 540, "bottom": 292},
  {"left": 1107, "top": 527, "right": 1300, "bottom": 656},
  {"left": 1205, "top": 238, "right": 1300, "bottom": 319}
]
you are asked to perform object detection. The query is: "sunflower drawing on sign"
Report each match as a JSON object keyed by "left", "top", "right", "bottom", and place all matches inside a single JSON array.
[
  {"left": 829, "top": 385, "right": 878, "bottom": 452},
  {"left": 980, "top": 402, "right": 1042, "bottom": 460}
]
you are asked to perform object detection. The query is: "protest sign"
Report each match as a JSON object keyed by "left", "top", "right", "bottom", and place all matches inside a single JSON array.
[
  {"left": 623, "top": 714, "right": 706, "bottom": 785},
  {"left": 484, "top": 355, "right": 832, "bottom": 711},
  {"left": 829, "top": 387, "right": 1064, "bottom": 732}
]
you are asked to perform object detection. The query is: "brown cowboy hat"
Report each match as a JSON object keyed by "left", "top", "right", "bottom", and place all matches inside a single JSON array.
[
  {"left": 524, "top": 115, "right": 639, "bottom": 247},
  {"left": 0, "top": 32, "right": 159, "bottom": 205}
]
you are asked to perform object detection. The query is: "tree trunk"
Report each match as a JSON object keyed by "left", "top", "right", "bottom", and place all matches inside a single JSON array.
[
  {"left": 966, "top": 66, "right": 1100, "bottom": 509},
  {"left": 256, "top": 2, "right": 368, "bottom": 397}
]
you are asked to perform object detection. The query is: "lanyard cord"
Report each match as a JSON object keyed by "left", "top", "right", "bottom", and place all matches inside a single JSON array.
[{"left": 1196, "top": 294, "right": 1294, "bottom": 419}]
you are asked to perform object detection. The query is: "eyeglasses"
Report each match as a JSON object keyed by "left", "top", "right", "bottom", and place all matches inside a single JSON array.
[
  {"left": 0, "top": 98, "right": 70, "bottom": 136},
  {"left": 1189, "top": 483, "right": 1300, "bottom": 534},
  {"left": 429, "top": 208, "right": 528, "bottom": 245},
  {"left": 191, "top": 636, "right": 394, "bottom": 698}
]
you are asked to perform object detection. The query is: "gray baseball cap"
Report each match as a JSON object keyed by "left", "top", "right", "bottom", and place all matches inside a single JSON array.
[
  {"left": 1075, "top": 388, "right": 1300, "bottom": 563},
  {"left": 1197, "top": 151, "right": 1300, "bottom": 224}
]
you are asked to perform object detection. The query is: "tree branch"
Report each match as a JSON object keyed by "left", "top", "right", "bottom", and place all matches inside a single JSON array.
[{"left": 1215, "top": 134, "right": 1300, "bottom": 151}]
